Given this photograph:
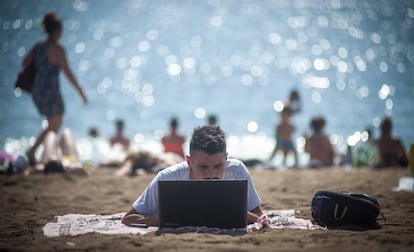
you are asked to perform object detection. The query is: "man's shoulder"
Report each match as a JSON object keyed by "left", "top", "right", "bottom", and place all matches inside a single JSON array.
[
  {"left": 158, "top": 161, "right": 188, "bottom": 178},
  {"left": 224, "top": 159, "right": 251, "bottom": 179},
  {"left": 225, "top": 158, "right": 245, "bottom": 168}
]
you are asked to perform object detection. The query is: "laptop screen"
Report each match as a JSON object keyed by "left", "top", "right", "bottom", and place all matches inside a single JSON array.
[{"left": 158, "top": 180, "right": 247, "bottom": 229}]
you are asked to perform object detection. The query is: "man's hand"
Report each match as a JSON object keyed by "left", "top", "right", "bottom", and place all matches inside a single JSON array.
[
  {"left": 121, "top": 208, "right": 159, "bottom": 226},
  {"left": 247, "top": 205, "right": 263, "bottom": 224}
]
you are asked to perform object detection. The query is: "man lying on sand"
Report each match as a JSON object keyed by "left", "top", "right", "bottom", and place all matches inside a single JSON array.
[
  {"left": 121, "top": 125, "right": 263, "bottom": 226},
  {"left": 114, "top": 150, "right": 185, "bottom": 176}
]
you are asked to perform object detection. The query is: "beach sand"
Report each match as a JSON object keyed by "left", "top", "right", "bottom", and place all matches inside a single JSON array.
[{"left": 1, "top": 166, "right": 413, "bottom": 252}]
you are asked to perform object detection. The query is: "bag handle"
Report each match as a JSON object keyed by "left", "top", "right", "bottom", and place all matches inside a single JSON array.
[{"left": 333, "top": 204, "right": 348, "bottom": 220}]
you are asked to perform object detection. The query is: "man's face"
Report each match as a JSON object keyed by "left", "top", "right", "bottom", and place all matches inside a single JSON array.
[{"left": 187, "top": 151, "right": 227, "bottom": 180}]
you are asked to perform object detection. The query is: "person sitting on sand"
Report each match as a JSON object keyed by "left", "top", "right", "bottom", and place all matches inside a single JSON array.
[
  {"left": 121, "top": 125, "right": 263, "bottom": 226},
  {"left": 375, "top": 117, "right": 408, "bottom": 168},
  {"left": 82, "top": 126, "right": 112, "bottom": 167},
  {"left": 109, "top": 119, "right": 130, "bottom": 151},
  {"left": 25, "top": 128, "right": 88, "bottom": 175},
  {"left": 161, "top": 117, "right": 186, "bottom": 158},
  {"left": 304, "top": 116, "right": 335, "bottom": 167},
  {"left": 268, "top": 107, "right": 298, "bottom": 167},
  {"left": 352, "top": 127, "right": 380, "bottom": 168}
]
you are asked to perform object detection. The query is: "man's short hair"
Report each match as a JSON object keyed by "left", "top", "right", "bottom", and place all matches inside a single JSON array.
[{"left": 189, "top": 126, "right": 226, "bottom": 155}]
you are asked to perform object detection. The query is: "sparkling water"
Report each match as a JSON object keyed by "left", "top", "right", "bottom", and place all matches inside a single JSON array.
[{"left": 1, "top": 0, "right": 413, "bottom": 167}]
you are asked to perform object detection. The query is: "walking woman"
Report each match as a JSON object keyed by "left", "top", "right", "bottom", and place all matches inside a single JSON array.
[{"left": 24, "top": 12, "right": 87, "bottom": 165}]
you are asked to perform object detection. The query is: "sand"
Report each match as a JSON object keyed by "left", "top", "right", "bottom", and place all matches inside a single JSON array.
[{"left": 1, "top": 166, "right": 413, "bottom": 252}]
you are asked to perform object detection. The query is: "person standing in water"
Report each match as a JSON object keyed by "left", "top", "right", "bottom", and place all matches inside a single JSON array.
[
  {"left": 268, "top": 89, "right": 301, "bottom": 167},
  {"left": 285, "top": 89, "right": 301, "bottom": 114},
  {"left": 24, "top": 12, "right": 88, "bottom": 165}
]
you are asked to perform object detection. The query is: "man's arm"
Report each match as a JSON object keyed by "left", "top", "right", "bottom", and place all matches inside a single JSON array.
[
  {"left": 247, "top": 205, "right": 263, "bottom": 224},
  {"left": 121, "top": 207, "right": 159, "bottom": 226}
]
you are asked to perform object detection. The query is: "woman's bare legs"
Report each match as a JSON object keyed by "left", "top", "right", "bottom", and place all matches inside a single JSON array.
[
  {"left": 26, "top": 115, "right": 63, "bottom": 165},
  {"left": 60, "top": 128, "right": 78, "bottom": 160},
  {"left": 41, "top": 131, "right": 60, "bottom": 163}
]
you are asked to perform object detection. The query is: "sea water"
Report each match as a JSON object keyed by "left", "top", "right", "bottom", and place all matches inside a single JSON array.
[{"left": 1, "top": 0, "right": 413, "bottom": 167}]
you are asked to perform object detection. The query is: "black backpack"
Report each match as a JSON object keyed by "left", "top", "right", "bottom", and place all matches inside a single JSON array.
[{"left": 311, "top": 190, "right": 380, "bottom": 226}]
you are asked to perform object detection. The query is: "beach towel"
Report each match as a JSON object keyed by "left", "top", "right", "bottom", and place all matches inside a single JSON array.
[
  {"left": 42, "top": 210, "right": 326, "bottom": 237},
  {"left": 247, "top": 209, "right": 326, "bottom": 232},
  {"left": 42, "top": 213, "right": 158, "bottom": 237}
]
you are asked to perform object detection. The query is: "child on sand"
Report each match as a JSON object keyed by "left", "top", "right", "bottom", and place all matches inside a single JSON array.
[{"left": 269, "top": 107, "right": 298, "bottom": 167}]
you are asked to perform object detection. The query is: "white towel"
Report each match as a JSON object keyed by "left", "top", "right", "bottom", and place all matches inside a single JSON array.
[{"left": 42, "top": 210, "right": 325, "bottom": 237}]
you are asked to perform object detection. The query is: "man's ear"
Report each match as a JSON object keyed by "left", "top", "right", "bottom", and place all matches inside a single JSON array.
[{"left": 186, "top": 155, "right": 192, "bottom": 168}]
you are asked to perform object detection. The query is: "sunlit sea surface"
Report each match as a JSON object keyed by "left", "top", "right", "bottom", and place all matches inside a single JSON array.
[{"left": 1, "top": 0, "right": 413, "bottom": 167}]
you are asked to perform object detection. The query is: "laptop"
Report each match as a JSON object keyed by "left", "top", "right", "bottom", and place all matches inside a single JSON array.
[{"left": 158, "top": 180, "right": 247, "bottom": 229}]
